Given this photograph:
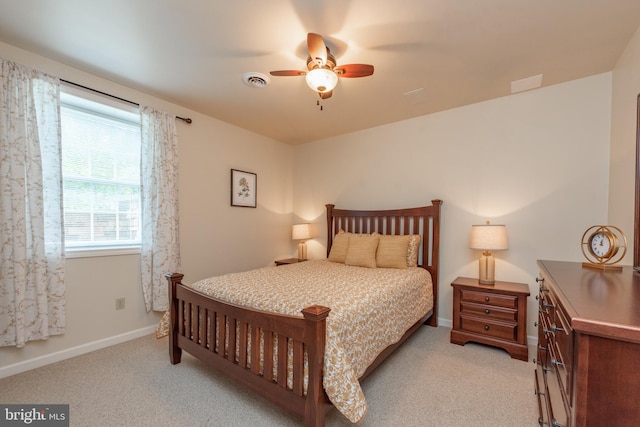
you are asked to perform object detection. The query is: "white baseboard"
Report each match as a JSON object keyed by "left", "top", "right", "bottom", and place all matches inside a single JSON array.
[
  {"left": 0, "top": 325, "right": 157, "bottom": 379},
  {"left": 437, "top": 317, "right": 452, "bottom": 328}
]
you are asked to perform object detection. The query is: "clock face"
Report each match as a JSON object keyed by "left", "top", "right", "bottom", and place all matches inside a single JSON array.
[{"left": 590, "top": 232, "right": 612, "bottom": 258}]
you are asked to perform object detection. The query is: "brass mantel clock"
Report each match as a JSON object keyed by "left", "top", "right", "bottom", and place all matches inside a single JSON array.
[{"left": 581, "top": 225, "right": 627, "bottom": 270}]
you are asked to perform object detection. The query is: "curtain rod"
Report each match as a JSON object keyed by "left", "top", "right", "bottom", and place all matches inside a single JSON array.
[{"left": 60, "top": 79, "right": 192, "bottom": 124}]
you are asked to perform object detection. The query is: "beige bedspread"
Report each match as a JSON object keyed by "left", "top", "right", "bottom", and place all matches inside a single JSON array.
[{"left": 159, "top": 259, "right": 433, "bottom": 423}]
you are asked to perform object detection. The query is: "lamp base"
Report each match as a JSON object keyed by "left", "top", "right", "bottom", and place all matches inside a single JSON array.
[
  {"left": 478, "top": 251, "right": 495, "bottom": 285},
  {"left": 297, "top": 241, "right": 307, "bottom": 260}
]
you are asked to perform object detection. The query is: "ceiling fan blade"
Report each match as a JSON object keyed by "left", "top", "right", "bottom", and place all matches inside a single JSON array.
[
  {"left": 269, "top": 70, "right": 306, "bottom": 76},
  {"left": 319, "top": 90, "right": 333, "bottom": 99},
  {"left": 307, "top": 33, "right": 327, "bottom": 66},
  {"left": 334, "top": 64, "right": 374, "bottom": 78}
]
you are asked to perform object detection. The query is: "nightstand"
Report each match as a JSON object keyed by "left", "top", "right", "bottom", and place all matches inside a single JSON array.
[
  {"left": 274, "top": 258, "right": 306, "bottom": 266},
  {"left": 450, "top": 276, "right": 530, "bottom": 361}
]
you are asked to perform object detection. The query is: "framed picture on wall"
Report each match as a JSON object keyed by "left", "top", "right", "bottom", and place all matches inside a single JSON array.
[{"left": 231, "top": 169, "right": 257, "bottom": 208}]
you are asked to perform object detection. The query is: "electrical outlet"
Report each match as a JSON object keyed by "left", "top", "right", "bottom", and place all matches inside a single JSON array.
[{"left": 115, "top": 298, "right": 125, "bottom": 310}]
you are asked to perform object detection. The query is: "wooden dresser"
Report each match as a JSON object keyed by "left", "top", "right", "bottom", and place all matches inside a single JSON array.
[{"left": 535, "top": 260, "right": 640, "bottom": 427}]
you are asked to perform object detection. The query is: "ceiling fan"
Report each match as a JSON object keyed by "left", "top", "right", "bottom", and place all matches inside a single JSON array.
[{"left": 270, "top": 33, "right": 374, "bottom": 100}]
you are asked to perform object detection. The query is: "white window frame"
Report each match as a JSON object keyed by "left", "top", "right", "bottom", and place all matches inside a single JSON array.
[{"left": 60, "top": 84, "right": 142, "bottom": 258}]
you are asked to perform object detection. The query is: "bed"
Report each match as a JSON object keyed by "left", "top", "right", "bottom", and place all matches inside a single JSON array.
[{"left": 165, "top": 199, "right": 442, "bottom": 426}]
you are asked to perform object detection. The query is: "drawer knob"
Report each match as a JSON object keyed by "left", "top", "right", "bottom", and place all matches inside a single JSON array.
[
  {"left": 485, "top": 309, "right": 491, "bottom": 315},
  {"left": 484, "top": 296, "right": 490, "bottom": 302},
  {"left": 484, "top": 325, "right": 489, "bottom": 331}
]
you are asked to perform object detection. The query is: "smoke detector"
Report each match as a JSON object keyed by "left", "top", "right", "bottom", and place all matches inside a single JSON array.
[{"left": 242, "top": 72, "right": 270, "bottom": 88}]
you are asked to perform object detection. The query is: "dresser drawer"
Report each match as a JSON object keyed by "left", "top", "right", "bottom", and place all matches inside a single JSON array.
[
  {"left": 460, "top": 289, "right": 518, "bottom": 308},
  {"left": 546, "top": 287, "right": 573, "bottom": 403},
  {"left": 549, "top": 340, "right": 570, "bottom": 404},
  {"left": 459, "top": 315, "right": 517, "bottom": 341},
  {"left": 460, "top": 301, "right": 517, "bottom": 322},
  {"left": 535, "top": 365, "right": 550, "bottom": 427},
  {"left": 543, "top": 348, "right": 570, "bottom": 427}
]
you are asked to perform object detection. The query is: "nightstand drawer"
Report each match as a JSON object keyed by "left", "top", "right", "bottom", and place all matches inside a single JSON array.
[
  {"left": 460, "top": 290, "right": 517, "bottom": 308},
  {"left": 460, "top": 301, "right": 517, "bottom": 322},
  {"left": 459, "top": 315, "right": 517, "bottom": 341}
]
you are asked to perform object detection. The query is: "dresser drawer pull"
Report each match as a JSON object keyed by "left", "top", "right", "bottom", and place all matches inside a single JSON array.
[
  {"left": 551, "top": 323, "right": 564, "bottom": 333},
  {"left": 535, "top": 296, "right": 553, "bottom": 309},
  {"left": 484, "top": 296, "right": 490, "bottom": 302},
  {"left": 485, "top": 309, "right": 491, "bottom": 315},
  {"left": 484, "top": 325, "right": 490, "bottom": 331},
  {"left": 536, "top": 277, "right": 548, "bottom": 293}
]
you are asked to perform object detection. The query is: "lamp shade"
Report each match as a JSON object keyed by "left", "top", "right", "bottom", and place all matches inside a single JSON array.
[
  {"left": 292, "top": 223, "right": 312, "bottom": 240},
  {"left": 305, "top": 68, "right": 338, "bottom": 93},
  {"left": 470, "top": 223, "right": 508, "bottom": 251}
]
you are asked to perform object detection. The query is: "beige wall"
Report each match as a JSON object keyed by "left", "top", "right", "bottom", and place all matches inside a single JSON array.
[
  {"left": 293, "top": 73, "right": 613, "bottom": 331},
  {"left": 2, "top": 27, "right": 634, "bottom": 372},
  {"left": 609, "top": 25, "right": 640, "bottom": 259},
  {"left": 0, "top": 42, "right": 295, "bottom": 373}
]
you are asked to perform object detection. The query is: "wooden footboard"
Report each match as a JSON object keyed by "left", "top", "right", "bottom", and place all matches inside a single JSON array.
[{"left": 166, "top": 273, "right": 332, "bottom": 427}]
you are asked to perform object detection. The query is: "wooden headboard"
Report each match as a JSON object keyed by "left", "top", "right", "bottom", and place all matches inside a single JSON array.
[{"left": 325, "top": 199, "right": 442, "bottom": 326}]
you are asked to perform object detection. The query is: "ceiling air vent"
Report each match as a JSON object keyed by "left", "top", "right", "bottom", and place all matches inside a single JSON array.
[{"left": 242, "top": 72, "right": 270, "bottom": 88}]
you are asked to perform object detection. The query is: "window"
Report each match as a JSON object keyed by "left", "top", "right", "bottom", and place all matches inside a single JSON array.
[{"left": 60, "top": 87, "right": 141, "bottom": 255}]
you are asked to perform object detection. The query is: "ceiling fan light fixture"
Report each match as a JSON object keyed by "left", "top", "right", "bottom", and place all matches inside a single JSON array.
[{"left": 305, "top": 68, "right": 338, "bottom": 93}]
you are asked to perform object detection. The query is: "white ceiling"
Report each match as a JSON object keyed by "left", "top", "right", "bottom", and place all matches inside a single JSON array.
[{"left": 1, "top": 0, "right": 640, "bottom": 145}]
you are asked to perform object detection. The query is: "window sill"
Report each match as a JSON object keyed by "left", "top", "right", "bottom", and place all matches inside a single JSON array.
[{"left": 65, "top": 246, "right": 141, "bottom": 259}]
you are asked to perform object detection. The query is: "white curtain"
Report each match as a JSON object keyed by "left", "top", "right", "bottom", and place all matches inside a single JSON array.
[
  {"left": 0, "top": 59, "right": 65, "bottom": 348},
  {"left": 140, "top": 106, "right": 181, "bottom": 312}
]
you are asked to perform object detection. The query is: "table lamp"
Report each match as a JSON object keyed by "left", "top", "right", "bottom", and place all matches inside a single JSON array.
[
  {"left": 292, "top": 223, "right": 312, "bottom": 260},
  {"left": 470, "top": 221, "right": 508, "bottom": 285}
]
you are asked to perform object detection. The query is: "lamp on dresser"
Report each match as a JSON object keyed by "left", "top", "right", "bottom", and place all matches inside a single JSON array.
[
  {"left": 469, "top": 221, "right": 508, "bottom": 285},
  {"left": 292, "top": 223, "right": 312, "bottom": 260}
]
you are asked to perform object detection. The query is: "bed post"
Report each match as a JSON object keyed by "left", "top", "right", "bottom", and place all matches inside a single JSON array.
[
  {"left": 428, "top": 199, "right": 442, "bottom": 327},
  {"left": 326, "top": 204, "right": 335, "bottom": 258},
  {"left": 166, "top": 272, "right": 184, "bottom": 364},
  {"left": 301, "top": 305, "right": 331, "bottom": 427}
]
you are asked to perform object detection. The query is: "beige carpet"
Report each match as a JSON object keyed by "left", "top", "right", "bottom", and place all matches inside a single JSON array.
[{"left": 0, "top": 326, "right": 537, "bottom": 426}]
